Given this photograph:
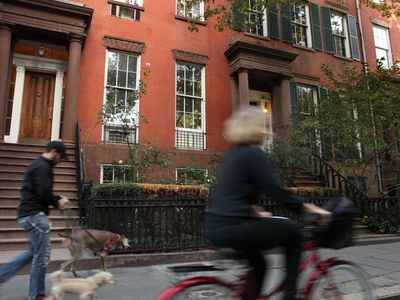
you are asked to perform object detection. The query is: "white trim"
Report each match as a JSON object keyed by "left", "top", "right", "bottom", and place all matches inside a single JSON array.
[
  {"left": 305, "top": 4, "right": 312, "bottom": 48},
  {"left": 5, "top": 54, "right": 67, "bottom": 144},
  {"left": 51, "top": 72, "right": 64, "bottom": 141}
]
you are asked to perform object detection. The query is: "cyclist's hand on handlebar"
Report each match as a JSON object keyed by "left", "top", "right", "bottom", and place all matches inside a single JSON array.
[
  {"left": 303, "top": 203, "right": 332, "bottom": 224},
  {"left": 258, "top": 211, "right": 272, "bottom": 218},
  {"left": 251, "top": 205, "right": 272, "bottom": 218}
]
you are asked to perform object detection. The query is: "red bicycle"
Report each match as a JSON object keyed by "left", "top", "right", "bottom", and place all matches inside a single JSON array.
[{"left": 156, "top": 218, "right": 375, "bottom": 300}]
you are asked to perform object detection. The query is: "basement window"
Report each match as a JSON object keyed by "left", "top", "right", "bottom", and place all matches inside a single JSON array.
[{"left": 109, "top": 0, "right": 143, "bottom": 21}]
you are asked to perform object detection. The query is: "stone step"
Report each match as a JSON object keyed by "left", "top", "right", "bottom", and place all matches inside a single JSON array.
[
  {"left": 0, "top": 195, "right": 78, "bottom": 205},
  {"left": 0, "top": 187, "right": 78, "bottom": 197},
  {"left": 0, "top": 237, "right": 65, "bottom": 250},
  {"left": 0, "top": 178, "right": 77, "bottom": 189},
  {"left": 0, "top": 216, "right": 78, "bottom": 227},
  {"left": 0, "top": 155, "right": 76, "bottom": 165},
  {"left": 292, "top": 181, "right": 324, "bottom": 187},
  {"left": 0, "top": 162, "right": 76, "bottom": 172},
  {"left": 0, "top": 170, "right": 77, "bottom": 180},
  {"left": 0, "top": 205, "right": 79, "bottom": 216},
  {"left": 354, "top": 233, "right": 400, "bottom": 245}
]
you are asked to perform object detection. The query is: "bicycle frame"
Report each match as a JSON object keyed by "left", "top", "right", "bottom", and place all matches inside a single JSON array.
[{"left": 156, "top": 241, "right": 339, "bottom": 300}]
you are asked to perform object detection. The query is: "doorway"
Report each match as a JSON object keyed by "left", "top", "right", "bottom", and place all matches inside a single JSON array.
[
  {"left": 249, "top": 90, "right": 273, "bottom": 147},
  {"left": 19, "top": 71, "right": 55, "bottom": 143}
]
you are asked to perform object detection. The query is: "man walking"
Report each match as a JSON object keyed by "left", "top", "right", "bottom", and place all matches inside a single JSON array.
[{"left": 0, "top": 141, "right": 69, "bottom": 300}]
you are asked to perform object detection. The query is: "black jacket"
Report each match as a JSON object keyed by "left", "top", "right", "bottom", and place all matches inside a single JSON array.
[
  {"left": 18, "top": 155, "right": 60, "bottom": 218},
  {"left": 208, "top": 145, "right": 303, "bottom": 223}
]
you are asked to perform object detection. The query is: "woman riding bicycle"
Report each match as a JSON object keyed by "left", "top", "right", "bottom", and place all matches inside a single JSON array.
[{"left": 207, "top": 106, "right": 331, "bottom": 300}]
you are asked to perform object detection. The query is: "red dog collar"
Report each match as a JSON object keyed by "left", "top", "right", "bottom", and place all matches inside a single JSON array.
[{"left": 103, "top": 233, "right": 117, "bottom": 251}]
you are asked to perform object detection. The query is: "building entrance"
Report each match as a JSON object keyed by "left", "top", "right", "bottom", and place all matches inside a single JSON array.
[
  {"left": 249, "top": 90, "right": 273, "bottom": 147},
  {"left": 19, "top": 71, "right": 55, "bottom": 143}
]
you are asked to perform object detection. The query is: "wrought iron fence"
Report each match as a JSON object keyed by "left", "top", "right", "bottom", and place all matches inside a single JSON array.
[
  {"left": 366, "top": 197, "right": 400, "bottom": 215},
  {"left": 85, "top": 190, "right": 333, "bottom": 254},
  {"left": 175, "top": 129, "right": 205, "bottom": 150}
]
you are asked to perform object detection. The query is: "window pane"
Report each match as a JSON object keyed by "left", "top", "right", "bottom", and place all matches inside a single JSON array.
[
  {"left": 176, "top": 96, "right": 184, "bottom": 112},
  {"left": 185, "top": 98, "right": 193, "bottom": 112},
  {"left": 331, "top": 13, "right": 344, "bottom": 35},
  {"left": 376, "top": 48, "right": 389, "bottom": 68},
  {"left": 185, "top": 80, "right": 193, "bottom": 95},
  {"left": 194, "top": 68, "right": 202, "bottom": 81},
  {"left": 184, "top": 113, "right": 194, "bottom": 128},
  {"left": 118, "top": 71, "right": 127, "bottom": 87},
  {"left": 186, "top": 65, "right": 194, "bottom": 80},
  {"left": 128, "top": 56, "right": 137, "bottom": 72},
  {"left": 102, "top": 166, "right": 113, "bottom": 183},
  {"left": 194, "top": 114, "right": 202, "bottom": 129},
  {"left": 194, "top": 99, "right": 201, "bottom": 113},
  {"left": 118, "top": 54, "right": 128, "bottom": 71},
  {"left": 373, "top": 27, "right": 388, "bottom": 49},
  {"left": 194, "top": 81, "right": 202, "bottom": 97},
  {"left": 107, "top": 69, "right": 116, "bottom": 86},
  {"left": 177, "top": 64, "right": 185, "bottom": 80},
  {"left": 176, "top": 112, "right": 184, "bottom": 127},
  {"left": 127, "top": 72, "right": 136, "bottom": 88},
  {"left": 177, "top": 79, "right": 184, "bottom": 94},
  {"left": 108, "top": 52, "right": 118, "bottom": 69}
]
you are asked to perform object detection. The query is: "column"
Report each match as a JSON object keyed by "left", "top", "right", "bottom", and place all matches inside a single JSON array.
[
  {"left": 238, "top": 69, "right": 249, "bottom": 107},
  {"left": 7, "top": 66, "right": 25, "bottom": 143},
  {"left": 229, "top": 74, "right": 239, "bottom": 111},
  {"left": 0, "top": 25, "right": 13, "bottom": 142},
  {"left": 277, "top": 78, "right": 292, "bottom": 139},
  {"left": 61, "top": 35, "right": 83, "bottom": 143},
  {"left": 51, "top": 71, "right": 65, "bottom": 141}
]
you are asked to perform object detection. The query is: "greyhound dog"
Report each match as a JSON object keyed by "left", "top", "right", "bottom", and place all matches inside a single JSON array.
[{"left": 59, "top": 228, "right": 129, "bottom": 277}]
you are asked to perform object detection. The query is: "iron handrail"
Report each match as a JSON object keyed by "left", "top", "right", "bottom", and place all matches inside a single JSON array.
[{"left": 312, "top": 155, "right": 369, "bottom": 214}]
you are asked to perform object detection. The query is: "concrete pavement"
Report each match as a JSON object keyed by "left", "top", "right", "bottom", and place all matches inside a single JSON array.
[{"left": 2, "top": 242, "right": 400, "bottom": 299}]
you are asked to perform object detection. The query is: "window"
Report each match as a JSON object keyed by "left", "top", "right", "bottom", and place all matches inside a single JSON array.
[
  {"left": 103, "top": 50, "right": 140, "bottom": 144},
  {"left": 176, "top": 0, "right": 204, "bottom": 20},
  {"left": 291, "top": 3, "right": 312, "bottom": 47},
  {"left": 110, "top": 0, "right": 143, "bottom": 21},
  {"left": 247, "top": 0, "right": 267, "bottom": 36},
  {"left": 296, "top": 84, "right": 317, "bottom": 115},
  {"left": 373, "top": 26, "right": 392, "bottom": 69},
  {"left": 101, "top": 164, "right": 135, "bottom": 183},
  {"left": 330, "top": 11, "right": 350, "bottom": 57},
  {"left": 175, "top": 62, "right": 205, "bottom": 150},
  {"left": 176, "top": 168, "right": 208, "bottom": 185}
]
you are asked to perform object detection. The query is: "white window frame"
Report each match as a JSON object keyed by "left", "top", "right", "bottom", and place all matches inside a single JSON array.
[
  {"left": 296, "top": 84, "right": 318, "bottom": 115},
  {"left": 175, "top": 61, "right": 206, "bottom": 150},
  {"left": 176, "top": 0, "right": 205, "bottom": 21},
  {"left": 100, "top": 164, "right": 136, "bottom": 183},
  {"left": 176, "top": 168, "right": 208, "bottom": 185},
  {"left": 373, "top": 25, "right": 393, "bottom": 69},
  {"left": 102, "top": 49, "right": 141, "bottom": 144},
  {"left": 330, "top": 11, "right": 351, "bottom": 58},
  {"left": 291, "top": 2, "right": 312, "bottom": 48},
  {"left": 110, "top": 0, "right": 143, "bottom": 21},
  {"left": 246, "top": 0, "right": 268, "bottom": 37}
]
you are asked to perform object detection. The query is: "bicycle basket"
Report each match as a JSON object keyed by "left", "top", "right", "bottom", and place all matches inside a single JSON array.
[{"left": 315, "top": 196, "right": 354, "bottom": 249}]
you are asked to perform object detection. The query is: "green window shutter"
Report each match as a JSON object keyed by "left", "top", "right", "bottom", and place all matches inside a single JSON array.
[
  {"left": 280, "top": 2, "right": 292, "bottom": 43},
  {"left": 319, "top": 87, "right": 332, "bottom": 160},
  {"left": 309, "top": 3, "right": 322, "bottom": 51},
  {"left": 268, "top": 4, "right": 279, "bottom": 39},
  {"left": 321, "top": 7, "right": 334, "bottom": 53},
  {"left": 232, "top": 1, "right": 245, "bottom": 31},
  {"left": 348, "top": 15, "right": 360, "bottom": 60},
  {"left": 290, "top": 81, "right": 297, "bottom": 117}
]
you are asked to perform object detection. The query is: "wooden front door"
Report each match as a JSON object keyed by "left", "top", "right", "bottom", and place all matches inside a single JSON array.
[{"left": 19, "top": 71, "right": 55, "bottom": 142}]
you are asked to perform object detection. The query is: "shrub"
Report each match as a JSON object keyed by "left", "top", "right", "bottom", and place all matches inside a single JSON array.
[{"left": 362, "top": 210, "right": 400, "bottom": 234}]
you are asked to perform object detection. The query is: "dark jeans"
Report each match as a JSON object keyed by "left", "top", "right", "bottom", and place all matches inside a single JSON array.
[{"left": 207, "top": 216, "right": 303, "bottom": 300}]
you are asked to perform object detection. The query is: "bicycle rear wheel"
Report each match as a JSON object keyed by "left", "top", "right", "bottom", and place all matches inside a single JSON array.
[
  {"left": 308, "top": 260, "right": 375, "bottom": 300},
  {"left": 170, "top": 283, "right": 238, "bottom": 300}
]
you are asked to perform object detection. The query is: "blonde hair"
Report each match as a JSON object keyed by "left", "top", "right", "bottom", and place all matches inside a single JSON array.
[{"left": 224, "top": 106, "right": 268, "bottom": 145}]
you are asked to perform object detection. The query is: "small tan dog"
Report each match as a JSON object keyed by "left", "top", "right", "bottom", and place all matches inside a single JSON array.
[{"left": 50, "top": 270, "right": 114, "bottom": 299}]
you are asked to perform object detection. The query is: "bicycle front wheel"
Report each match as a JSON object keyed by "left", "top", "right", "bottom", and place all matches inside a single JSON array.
[
  {"left": 308, "top": 260, "right": 375, "bottom": 300},
  {"left": 170, "top": 283, "right": 237, "bottom": 300}
]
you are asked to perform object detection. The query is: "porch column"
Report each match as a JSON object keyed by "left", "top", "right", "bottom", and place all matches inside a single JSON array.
[
  {"left": 274, "top": 78, "right": 292, "bottom": 139},
  {"left": 0, "top": 25, "right": 13, "bottom": 142},
  {"left": 230, "top": 74, "right": 239, "bottom": 111},
  {"left": 238, "top": 69, "right": 249, "bottom": 107},
  {"left": 62, "top": 34, "right": 83, "bottom": 143}
]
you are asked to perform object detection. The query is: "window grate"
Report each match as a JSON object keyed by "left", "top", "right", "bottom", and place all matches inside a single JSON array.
[
  {"left": 103, "top": 124, "right": 137, "bottom": 144},
  {"left": 175, "top": 129, "right": 205, "bottom": 150}
]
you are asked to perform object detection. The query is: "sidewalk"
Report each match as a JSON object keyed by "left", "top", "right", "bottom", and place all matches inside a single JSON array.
[{"left": 1, "top": 242, "right": 400, "bottom": 299}]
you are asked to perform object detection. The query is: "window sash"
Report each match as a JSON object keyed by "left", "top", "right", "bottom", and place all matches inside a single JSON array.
[
  {"left": 247, "top": 0, "right": 267, "bottom": 36},
  {"left": 176, "top": 0, "right": 204, "bottom": 20},
  {"left": 176, "top": 168, "right": 208, "bottom": 184},
  {"left": 101, "top": 164, "right": 135, "bottom": 183}
]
